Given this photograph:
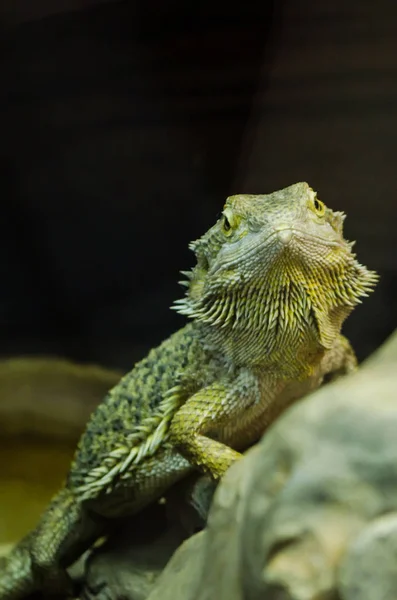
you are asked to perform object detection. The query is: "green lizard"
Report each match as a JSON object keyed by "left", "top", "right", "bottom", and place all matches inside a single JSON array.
[{"left": 0, "top": 182, "right": 377, "bottom": 599}]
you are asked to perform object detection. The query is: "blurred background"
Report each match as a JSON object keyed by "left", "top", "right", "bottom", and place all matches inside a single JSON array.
[
  {"left": 0, "top": 0, "right": 395, "bottom": 370},
  {"left": 0, "top": 0, "right": 396, "bottom": 551}
]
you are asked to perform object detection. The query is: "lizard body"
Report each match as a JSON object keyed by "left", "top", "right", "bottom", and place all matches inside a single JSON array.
[{"left": 0, "top": 182, "right": 377, "bottom": 598}]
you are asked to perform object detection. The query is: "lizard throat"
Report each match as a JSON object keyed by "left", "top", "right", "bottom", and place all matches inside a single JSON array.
[{"left": 175, "top": 254, "right": 377, "bottom": 370}]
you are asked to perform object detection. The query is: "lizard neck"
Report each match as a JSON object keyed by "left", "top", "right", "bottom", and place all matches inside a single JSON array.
[
  {"left": 181, "top": 248, "right": 376, "bottom": 380},
  {"left": 194, "top": 320, "right": 327, "bottom": 380}
]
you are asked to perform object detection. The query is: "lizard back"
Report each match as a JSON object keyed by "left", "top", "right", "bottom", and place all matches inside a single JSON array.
[{"left": 68, "top": 324, "right": 203, "bottom": 499}]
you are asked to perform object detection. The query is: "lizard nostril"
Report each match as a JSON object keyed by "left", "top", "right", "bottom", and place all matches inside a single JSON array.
[{"left": 276, "top": 228, "right": 293, "bottom": 245}]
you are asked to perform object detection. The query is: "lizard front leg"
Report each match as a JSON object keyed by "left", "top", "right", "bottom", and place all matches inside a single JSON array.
[
  {"left": 322, "top": 334, "right": 358, "bottom": 383},
  {"left": 168, "top": 373, "right": 258, "bottom": 479}
]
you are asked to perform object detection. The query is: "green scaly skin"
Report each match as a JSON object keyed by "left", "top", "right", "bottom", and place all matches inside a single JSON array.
[{"left": 0, "top": 182, "right": 377, "bottom": 598}]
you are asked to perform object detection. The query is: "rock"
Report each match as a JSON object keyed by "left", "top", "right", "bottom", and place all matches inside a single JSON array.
[
  {"left": 236, "top": 330, "right": 397, "bottom": 599},
  {"left": 0, "top": 357, "right": 121, "bottom": 442},
  {"left": 0, "top": 358, "right": 122, "bottom": 547},
  {"left": 144, "top": 330, "right": 397, "bottom": 600},
  {"left": 81, "top": 331, "right": 397, "bottom": 600},
  {"left": 338, "top": 513, "right": 397, "bottom": 600},
  {"left": 147, "top": 533, "right": 207, "bottom": 600}
]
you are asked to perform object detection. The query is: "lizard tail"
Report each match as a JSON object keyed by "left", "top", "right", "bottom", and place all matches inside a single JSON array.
[
  {"left": 0, "top": 540, "right": 42, "bottom": 600},
  {"left": 0, "top": 486, "right": 103, "bottom": 600}
]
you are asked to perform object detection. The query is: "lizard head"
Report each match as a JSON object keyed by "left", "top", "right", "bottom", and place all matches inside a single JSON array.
[{"left": 174, "top": 182, "right": 377, "bottom": 365}]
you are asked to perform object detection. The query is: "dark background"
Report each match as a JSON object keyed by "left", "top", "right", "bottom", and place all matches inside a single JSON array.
[{"left": 0, "top": 0, "right": 395, "bottom": 371}]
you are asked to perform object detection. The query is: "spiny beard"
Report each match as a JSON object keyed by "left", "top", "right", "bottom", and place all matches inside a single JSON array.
[{"left": 174, "top": 253, "right": 378, "bottom": 351}]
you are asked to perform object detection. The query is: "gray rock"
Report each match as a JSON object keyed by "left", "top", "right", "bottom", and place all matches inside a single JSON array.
[
  {"left": 338, "top": 513, "right": 397, "bottom": 600},
  {"left": 85, "top": 331, "right": 397, "bottom": 600},
  {"left": 146, "top": 330, "right": 397, "bottom": 600},
  {"left": 147, "top": 533, "right": 206, "bottom": 600}
]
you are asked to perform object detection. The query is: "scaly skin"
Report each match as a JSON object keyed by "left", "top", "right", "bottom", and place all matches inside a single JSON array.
[{"left": 0, "top": 182, "right": 377, "bottom": 598}]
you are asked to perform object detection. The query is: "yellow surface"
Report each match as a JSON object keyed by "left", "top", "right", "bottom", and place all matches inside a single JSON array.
[{"left": 0, "top": 437, "right": 74, "bottom": 546}]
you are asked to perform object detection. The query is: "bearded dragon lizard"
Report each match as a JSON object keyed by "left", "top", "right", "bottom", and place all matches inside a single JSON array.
[{"left": 0, "top": 182, "right": 377, "bottom": 599}]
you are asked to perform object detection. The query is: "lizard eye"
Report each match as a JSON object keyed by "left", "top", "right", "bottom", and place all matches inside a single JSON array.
[
  {"left": 313, "top": 197, "right": 326, "bottom": 216},
  {"left": 221, "top": 209, "right": 235, "bottom": 235},
  {"left": 222, "top": 215, "right": 231, "bottom": 232}
]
